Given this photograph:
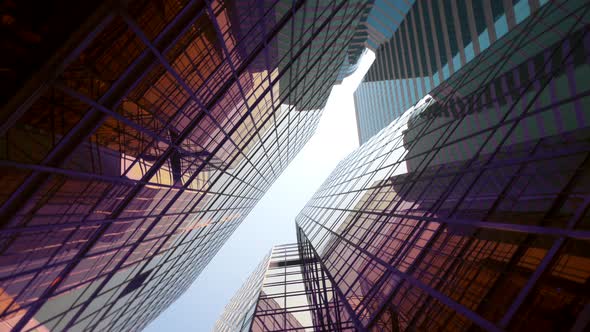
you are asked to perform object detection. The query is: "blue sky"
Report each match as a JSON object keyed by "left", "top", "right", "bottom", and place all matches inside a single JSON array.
[{"left": 144, "top": 51, "right": 375, "bottom": 332}]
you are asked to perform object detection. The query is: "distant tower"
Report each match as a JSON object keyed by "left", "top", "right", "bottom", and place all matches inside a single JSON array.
[{"left": 353, "top": 0, "right": 552, "bottom": 144}]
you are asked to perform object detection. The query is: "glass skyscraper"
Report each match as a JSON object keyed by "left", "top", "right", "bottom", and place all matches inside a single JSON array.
[
  {"left": 215, "top": 243, "right": 357, "bottom": 331},
  {"left": 354, "top": 0, "right": 554, "bottom": 144},
  {"left": 0, "top": 0, "right": 369, "bottom": 330},
  {"left": 219, "top": 0, "right": 590, "bottom": 330}
]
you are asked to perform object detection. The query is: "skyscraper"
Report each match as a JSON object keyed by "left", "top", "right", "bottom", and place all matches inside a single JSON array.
[
  {"left": 214, "top": 251, "right": 272, "bottom": 332},
  {"left": 215, "top": 244, "right": 357, "bottom": 332},
  {"left": 0, "top": 0, "right": 369, "bottom": 330},
  {"left": 219, "top": 0, "right": 590, "bottom": 330},
  {"left": 354, "top": 0, "right": 554, "bottom": 144}
]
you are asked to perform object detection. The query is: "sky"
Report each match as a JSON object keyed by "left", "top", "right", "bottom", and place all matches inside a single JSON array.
[{"left": 144, "top": 51, "right": 375, "bottom": 332}]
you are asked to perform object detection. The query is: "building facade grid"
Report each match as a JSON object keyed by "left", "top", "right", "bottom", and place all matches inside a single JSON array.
[
  {"left": 296, "top": 1, "right": 590, "bottom": 330},
  {"left": 0, "top": 0, "right": 368, "bottom": 330}
]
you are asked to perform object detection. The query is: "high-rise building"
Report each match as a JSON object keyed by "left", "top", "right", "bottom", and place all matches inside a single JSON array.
[
  {"left": 347, "top": 0, "right": 415, "bottom": 65},
  {"left": 219, "top": 0, "right": 590, "bottom": 330},
  {"left": 354, "top": 0, "right": 554, "bottom": 144},
  {"left": 0, "top": 0, "right": 370, "bottom": 330},
  {"left": 215, "top": 243, "right": 357, "bottom": 332},
  {"left": 214, "top": 251, "right": 272, "bottom": 332}
]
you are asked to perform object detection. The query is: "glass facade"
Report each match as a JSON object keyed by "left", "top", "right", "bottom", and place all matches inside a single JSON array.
[
  {"left": 215, "top": 251, "right": 272, "bottom": 332},
  {"left": 216, "top": 243, "right": 357, "bottom": 331},
  {"left": 348, "top": 0, "right": 415, "bottom": 64},
  {"left": 0, "top": 0, "right": 368, "bottom": 330},
  {"left": 354, "top": 0, "right": 554, "bottom": 144},
  {"left": 297, "top": 1, "right": 590, "bottom": 330},
  {"left": 340, "top": 0, "right": 415, "bottom": 85}
]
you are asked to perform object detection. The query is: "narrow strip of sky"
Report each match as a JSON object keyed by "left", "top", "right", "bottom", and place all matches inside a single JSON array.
[{"left": 144, "top": 50, "right": 375, "bottom": 332}]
